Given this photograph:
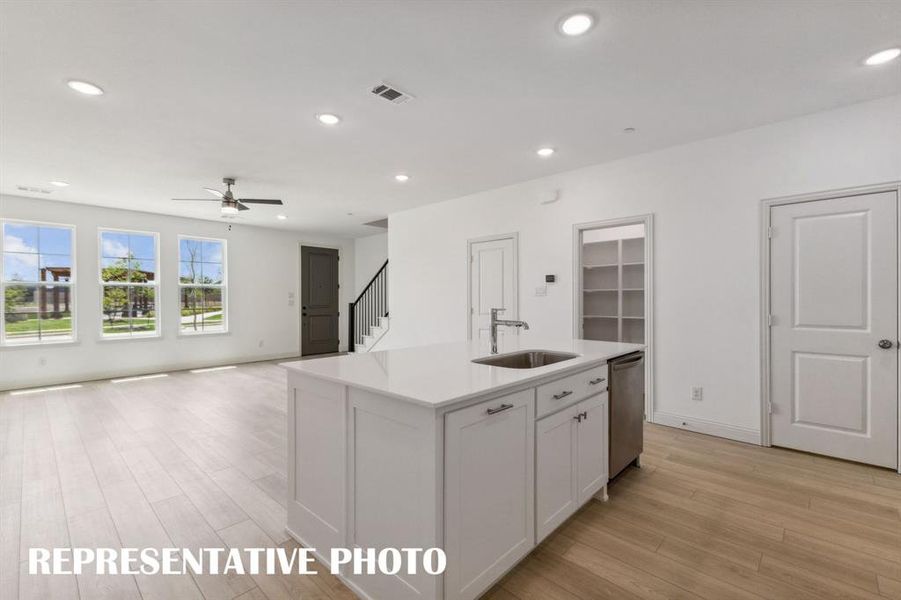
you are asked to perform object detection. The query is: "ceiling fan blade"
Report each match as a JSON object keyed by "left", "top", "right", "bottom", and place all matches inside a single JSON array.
[
  {"left": 203, "top": 187, "right": 225, "bottom": 198},
  {"left": 172, "top": 198, "right": 224, "bottom": 202},
  {"left": 236, "top": 202, "right": 250, "bottom": 211},
  {"left": 239, "top": 198, "right": 284, "bottom": 205}
]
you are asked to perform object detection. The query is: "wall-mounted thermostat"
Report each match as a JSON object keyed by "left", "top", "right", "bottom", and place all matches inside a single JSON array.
[{"left": 545, "top": 274, "right": 556, "bottom": 283}]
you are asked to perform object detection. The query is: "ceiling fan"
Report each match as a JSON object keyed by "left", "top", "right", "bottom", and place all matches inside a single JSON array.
[{"left": 173, "top": 177, "right": 283, "bottom": 215}]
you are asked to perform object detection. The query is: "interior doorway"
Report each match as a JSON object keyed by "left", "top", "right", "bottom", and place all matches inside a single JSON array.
[
  {"left": 467, "top": 233, "right": 518, "bottom": 341},
  {"left": 300, "top": 245, "right": 340, "bottom": 356},
  {"left": 762, "top": 185, "right": 899, "bottom": 469},
  {"left": 574, "top": 215, "right": 654, "bottom": 420}
]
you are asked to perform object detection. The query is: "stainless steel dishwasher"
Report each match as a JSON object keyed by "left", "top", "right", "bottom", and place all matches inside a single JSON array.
[{"left": 608, "top": 351, "right": 645, "bottom": 479}]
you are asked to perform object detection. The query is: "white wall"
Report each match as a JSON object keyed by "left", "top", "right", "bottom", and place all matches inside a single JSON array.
[
  {"left": 384, "top": 95, "right": 901, "bottom": 439},
  {"left": 0, "top": 195, "right": 355, "bottom": 390},
  {"left": 353, "top": 232, "right": 388, "bottom": 297}
]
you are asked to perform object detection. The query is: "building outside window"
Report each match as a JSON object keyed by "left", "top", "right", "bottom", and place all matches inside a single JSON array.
[
  {"left": 178, "top": 237, "right": 226, "bottom": 334},
  {"left": 99, "top": 229, "right": 159, "bottom": 337},
  {"left": 1, "top": 221, "right": 75, "bottom": 345}
]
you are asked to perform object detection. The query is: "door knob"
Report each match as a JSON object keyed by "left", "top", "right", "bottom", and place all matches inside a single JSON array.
[{"left": 878, "top": 339, "right": 895, "bottom": 349}]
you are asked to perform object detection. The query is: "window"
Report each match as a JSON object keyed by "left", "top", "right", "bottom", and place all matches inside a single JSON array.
[
  {"left": 1, "top": 221, "right": 75, "bottom": 345},
  {"left": 100, "top": 229, "right": 159, "bottom": 337},
  {"left": 178, "top": 237, "right": 226, "bottom": 334}
]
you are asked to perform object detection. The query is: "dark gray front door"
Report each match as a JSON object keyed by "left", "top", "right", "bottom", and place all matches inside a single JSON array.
[{"left": 301, "top": 246, "right": 339, "bottom": 356}]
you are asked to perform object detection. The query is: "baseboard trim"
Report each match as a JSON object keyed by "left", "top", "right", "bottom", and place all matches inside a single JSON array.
[{"left": 652, "top": 411, "right": 761, "bottom": 445}]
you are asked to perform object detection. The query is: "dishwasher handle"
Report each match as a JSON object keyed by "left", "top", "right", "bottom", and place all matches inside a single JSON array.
[{"left": 612, "top": 354, "right": 644, "bottom": 371}]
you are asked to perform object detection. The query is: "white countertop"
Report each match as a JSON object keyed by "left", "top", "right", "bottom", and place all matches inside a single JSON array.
[{"left": 281, "top": 336, "right": 644, "bottom": 408}]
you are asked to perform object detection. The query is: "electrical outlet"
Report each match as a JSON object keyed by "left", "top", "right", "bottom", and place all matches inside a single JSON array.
[
  {"left": 288, "top": 292, "right": 295, "bottom": 307},
  {"left": 691, "top": 386, "right": 703, "bottom": 402},
  {"left": 535, "top": 286, "right": 547, "bottom": 297}
]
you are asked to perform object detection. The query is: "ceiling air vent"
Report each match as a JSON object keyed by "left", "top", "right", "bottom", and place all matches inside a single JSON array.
[
  {"left": 371, "top": 82, "right": 414, "bottom": 104},
  {"left": 17, "top": 185, "right": 53, "bottom": 194}
]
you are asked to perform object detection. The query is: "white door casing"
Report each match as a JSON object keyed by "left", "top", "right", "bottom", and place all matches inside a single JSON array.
[
  {"left": 769, "top": 190, "right": 899, "bottom": 468},
  {"left": 468, "top": 235, "right": 517, "bottom": 340}
]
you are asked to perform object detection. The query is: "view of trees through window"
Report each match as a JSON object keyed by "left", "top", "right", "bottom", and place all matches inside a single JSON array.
[
  {"left": 1, "top": 222, "right": 75, "bottom": 344},
  {"left": 179, "top": 238, "right": 226, "bottom": 333},
  {"left": 100, "top": 230, "right": 158, "bottom": 336}
]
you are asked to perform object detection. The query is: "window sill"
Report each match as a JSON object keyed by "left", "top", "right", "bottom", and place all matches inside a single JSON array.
[
  {"left": 177, "top": 330, "right": 230, "bottom": 338},
  {"left": 98, "top": 333, "right": 162, "bottom": 342},
  {"left": 1, "top": 339, "right": 79, "bottom": 349}
]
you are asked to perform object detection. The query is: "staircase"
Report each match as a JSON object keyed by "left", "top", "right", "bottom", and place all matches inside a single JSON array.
[{"left": 349, "top": 259, "right": 388, "bottom": 352}]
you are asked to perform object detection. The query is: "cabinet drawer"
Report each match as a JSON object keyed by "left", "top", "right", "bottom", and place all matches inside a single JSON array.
[{"left": 536, "top": 364, "right": 607, "bottom": 418}]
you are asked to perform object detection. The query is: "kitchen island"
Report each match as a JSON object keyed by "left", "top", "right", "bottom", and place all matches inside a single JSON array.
[{"left": 281, "top": 336, "right": 644, "bottom": 600}]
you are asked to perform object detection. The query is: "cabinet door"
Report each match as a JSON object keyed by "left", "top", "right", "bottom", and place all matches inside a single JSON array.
[
  {"left": 576, "top": 393, "right": 609, "bottom": 504},
  {"left": 535, "top": 405, "right": 578, "bottom": 542},
  {"left": 444, "top": 390, "right": 535, "bottom": 600}
]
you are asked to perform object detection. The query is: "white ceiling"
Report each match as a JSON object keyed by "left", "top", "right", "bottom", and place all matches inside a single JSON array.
[{"left": 1, "top": 1, "right": 899, "bottom": 237}]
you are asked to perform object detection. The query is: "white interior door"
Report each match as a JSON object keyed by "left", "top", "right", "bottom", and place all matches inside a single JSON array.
[
  {"left": 770, "top": 190, "right": 898, "bottom": 468},
  {"left": 469, "top": 236, "right": 517, "bottom": 340}
]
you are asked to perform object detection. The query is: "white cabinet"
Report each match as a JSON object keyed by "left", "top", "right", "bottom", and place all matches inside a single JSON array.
[
  {"left": 444, "top": 389, "right": 535, "bottom": 600},
  {"left": 536, "top": 392, "right": 608, "bottom": 541},
  {"left": 536, "top": 403, "right": 578, "bottom": 540},
  {"left": 576, "top": 393, "right": 609, "bottom": 504},
  {"left": 289, "top": 356, "right": 619, "bottom": 600}
]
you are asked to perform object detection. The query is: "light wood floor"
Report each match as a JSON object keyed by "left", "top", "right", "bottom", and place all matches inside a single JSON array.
[{"left": 2, "top": 362, "right": 900, "bottom": 600}]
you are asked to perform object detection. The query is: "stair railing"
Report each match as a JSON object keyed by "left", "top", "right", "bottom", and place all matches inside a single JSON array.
[{"left": 348, "top": 259, "right": 388, "bottom": 351}]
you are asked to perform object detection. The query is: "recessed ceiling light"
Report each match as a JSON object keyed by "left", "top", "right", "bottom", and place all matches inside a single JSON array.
[
  {"left": 66, "top": 80, "right": 104, "bottom": 96},
  {"left": 536, "top": 147, "right": 555, "bottom": 157},
  {"left": 276, "top": 214, "right": 287, "bottom": 220},
  {"left": 864, "top": 47, "right": 901, "bottom": 66},
  {"left": 395, "top": 174, "right": 410, "bottom": 182},
  {"left": 317, "top": 113, "right": 341, "bottom": 125},
  {"left": 560, "top": 13, "right": 594, "bottom": 36},
  {"left": 49, "top": 180, "right": 69, "bottom": 187}
]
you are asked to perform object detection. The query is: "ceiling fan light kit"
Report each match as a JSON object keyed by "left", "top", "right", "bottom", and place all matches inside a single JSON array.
[{"left": 172, "top": 177, "right": 284, "bottom": 217}]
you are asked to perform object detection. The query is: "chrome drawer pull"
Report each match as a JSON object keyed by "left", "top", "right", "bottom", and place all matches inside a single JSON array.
[
  {"left": 552, "top": 390, "right": 573, "bottom": 400},
  {"left": 589, "top": 377, "right": 606, "bottom": 385},
  {"left": 486, "top": 403, "right": 513, "bottom": 415}
]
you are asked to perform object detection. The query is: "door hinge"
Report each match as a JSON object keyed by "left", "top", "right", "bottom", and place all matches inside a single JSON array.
[
  {"left": 767, "top": 401, "right": 773, "bottom": 415},
  {"left": 767, "top": 226, "right": 776, "bottom": 239},
  {"left": 767, "top": 314, "right": 775, "bottom": 327}
]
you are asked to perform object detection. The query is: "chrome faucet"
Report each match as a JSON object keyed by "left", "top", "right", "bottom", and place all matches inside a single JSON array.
[{"left": 489, "top": 308, "right": 530, "bottom": 354}]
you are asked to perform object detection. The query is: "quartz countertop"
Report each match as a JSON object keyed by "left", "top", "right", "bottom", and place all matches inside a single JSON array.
[{"left": 281, "top": 336, "right": 644, "bottom": 408}]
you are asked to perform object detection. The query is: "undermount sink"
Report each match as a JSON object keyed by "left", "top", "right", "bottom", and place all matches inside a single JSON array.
[{"left": 472, "top": 350, "right": 579, "bottom": 369}]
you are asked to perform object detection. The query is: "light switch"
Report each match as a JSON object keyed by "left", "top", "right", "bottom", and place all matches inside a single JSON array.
[
  {"left": 535, "top": 286, "right": 547, "bottom": 297},
  {"left": 288, "top": 292, "right": 296, "bottom": 306}
]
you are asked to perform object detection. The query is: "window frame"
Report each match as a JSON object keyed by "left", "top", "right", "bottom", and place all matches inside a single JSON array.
[
  {"left": 0, "top": 219, "right": 77, "bottom": 347},
  {"left": 176, "top": 234, "right": 228, "bottom": 336},
  {"left": 97, "top": 227, "right": 161, "bottom": 339}
]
